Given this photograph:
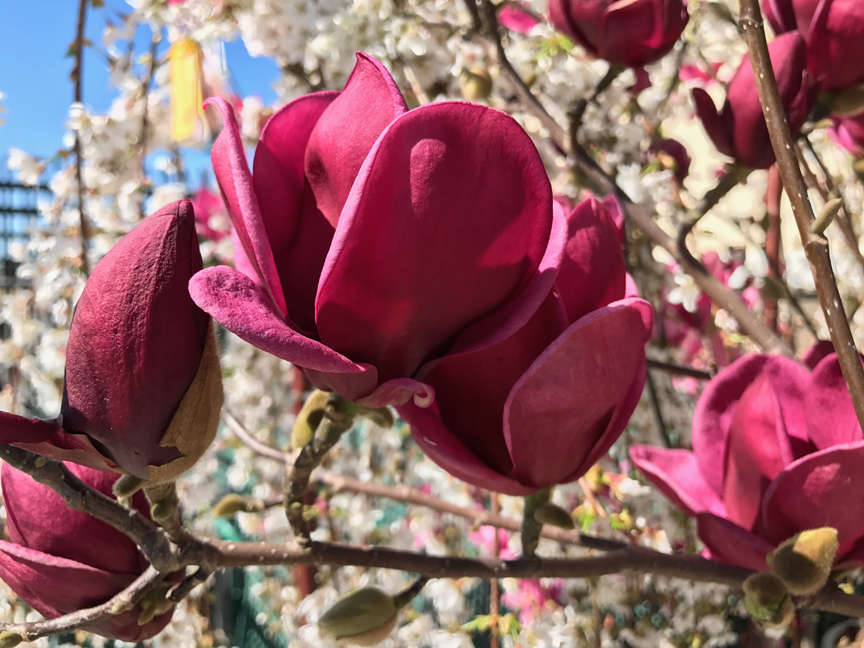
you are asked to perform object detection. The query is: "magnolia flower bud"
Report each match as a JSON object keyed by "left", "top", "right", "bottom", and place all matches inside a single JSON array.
[
  {"left": 460, "top": 67, "right": 493, "bottom": 101},
  {"left": 533, "top": 502, "right": 576, "bottom": 529},
  {"left": 767, "top": 527, "right": 839, "bottom": 595},
  {"left": 318, "top": 587, "right": 398, "bottom": 645},
  {"left": 742, "top": 572, "right": 795, "bottom": 629},
  {"left": 212, "top": 493, "right": 267, "bottom": 517},
  {"left": 291, "top": 390, "right": 332, "bottom": 449}
]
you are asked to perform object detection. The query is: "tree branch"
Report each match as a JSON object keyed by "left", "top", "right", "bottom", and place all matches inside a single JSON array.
[
  {"left": 72, "top": 0, "right": 91, "bottom": 276},
  {"left": 738, "top": 0, "right": 864, "bottom": 426},
  {"left": 0, "top": 566, "right": 163, "bottom": 642}
]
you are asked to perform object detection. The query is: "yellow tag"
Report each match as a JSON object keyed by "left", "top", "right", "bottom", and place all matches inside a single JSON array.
[{"left": 170, "top": 38, "right": 203, "bottom": 142}]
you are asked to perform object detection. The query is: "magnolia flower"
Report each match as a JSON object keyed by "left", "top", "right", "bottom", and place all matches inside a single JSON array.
[
  {"left": 692, "top": 32, "right": 817, "bottom": 169},
  {"left": 190, "top": 53, "right": 565, "bottom": 409},
  {"left": 399, "top": 197, "right": 652, "bottom": 494},
  {"left": 0, "top": 201, "right": 222, "bottom": 483},
  {"left": 631, "top": 349, "right": 864, "bottom": 570},
  {"left": 0, "top": 462, "right": 173, "bottom": 640},
  {"left": 549, "top": 0, "right": 689, "bottom": 68}
]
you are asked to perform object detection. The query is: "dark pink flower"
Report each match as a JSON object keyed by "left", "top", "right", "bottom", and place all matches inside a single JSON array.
[
  {"left": 0, "top": 462, "right": 173, "bottom": 640},
  {"left": 692, "top": 32, "right": 817, "bottom": 169},
  {"left": 630, "top": 350, "right": 864, "bottom": 571},
  {"left": 549, "top": 0, "right": 689, "bottom": 68},
  {"left": 189, "top": 53, "right": 565, "bottom": 408},
  {"left": 399, "top": 196, "right": 653, "bottom": 495},
  {"left": 0, "top": 201, "right": 219, "bottom": 481},
  {"left": 830, "top": 112, "right": 864, "bottom": 156},
  {"left": 763, "top": 0, "right": 864, "bottom": 91},
  {"left": 192, "top": 185, "right": 229, "bottom": 242},
  {"left": 648, "top": 138, "right": 691, "bottom": 183},
  {"left": 498, "top": 2, "right": 542, "bottom": 33}
]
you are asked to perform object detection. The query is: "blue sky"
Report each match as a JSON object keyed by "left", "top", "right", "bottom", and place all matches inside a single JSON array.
[{"left": 0, "top": 1, "right": 280, "bottom": 179}]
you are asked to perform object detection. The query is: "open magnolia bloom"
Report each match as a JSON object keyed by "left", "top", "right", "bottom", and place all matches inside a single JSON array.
[
  {"left": 0, "top": 201, "right": 222, "bottom": 483},
  {"left": 630, "top": 348, "right": 864, "bottom": 570},
  {"left": 400, "top": 197, "right": 653, "bottom": 495},
  {"left": 190, "top": 53, "right": 566, "bottom": 409},
  {"left": 692, "top": 32, "right": 817, "bottom": 169},
  {"left": 0, "top": 463, "right": 173, "bottom": 640}
]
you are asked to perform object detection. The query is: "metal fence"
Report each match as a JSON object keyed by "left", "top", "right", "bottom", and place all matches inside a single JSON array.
[{"left": 0, "top": 157, "right": 51, "bottom": 290}]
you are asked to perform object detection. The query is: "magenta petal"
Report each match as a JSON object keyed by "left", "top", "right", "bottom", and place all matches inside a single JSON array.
[
  {"left": 399, "top": 401, "right": 535, "bottom": 496},
  {"left": 692, "top": 354, "right": 773, "bottom": 497},
  {"left": 0, "top": 542, "right": 171, "bottom": 641},
  {"left": 760, "top": 441, "right": 864, "bottom": 551},
  {"left": 805, "top": 354, "right": 862, "bottom": 449},
  {"left": 189, "top": 265, "right": 367, "bottom": 375},
  {"left": 802, "top": 340, "right": 835, "bottom": 369},
  {"left": 0, "top": 411, "right": 60, "bottom": 443},
  {"left": 629, "top": 446, "right": 725, "bottom": 517},
  {"left": 504, "top": 298, "right": 652, "bottom": 488},
  {"left": 304, "top": 53, "right": 407, "bottom": 228},
  {"left": 696, "top": 513, "right": 773, "bottom": 571},
  {"left": 692, "top": 87, "right": 735, "bottom": 160},
  {"left": 316, "top": 101, "right": 553, "bottom": 382},
  {"left": 205, "top": 96, "right": 287, "bottom": 315},
  {"left": 353, "top": 377, "right": 435, "bottom": 408},
  {"left": 253, "top": 91, "right": 338, "bottom": 332},
  {"left": 556, "top": 196, "right": 628, "bottom": 320},
  {"left": 415, "top": 294, "right": 569, "bottom": 481}
]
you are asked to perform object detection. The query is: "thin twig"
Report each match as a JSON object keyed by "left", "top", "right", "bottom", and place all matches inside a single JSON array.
[
  {"left": 0, "top": 567, "right": 164, "bottom": 642},
  {"left": 137, "top": 30, "right": 160, "bottom": 218},
  {"left": 799, "top": 134, "right": 864, "bottom": 276},
  {"left": 646, "top": 358, "right": 712, "bottom": 380},
  {"left": 764, "top": 165, "right": 782, "bottom": 332},
  {"left": 645, "top": 370, "right": 674, "bottom": 448},
  {"left": 72, "top": 0, "right": 91, "bottom": 276},
  {"left": 738, "top": 0, "right": 864, "bottom": 427}
]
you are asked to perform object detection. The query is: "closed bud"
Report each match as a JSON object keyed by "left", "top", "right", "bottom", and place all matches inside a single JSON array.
[
  {"left": 292, "top": 390, "right": 332, "bottom": 449},
  {"left": 743, "top": 572, "right": 794, "bottom": 629},
  {"left": 460, "top": 67, "right": 492, "bottom": 101},
  {"left": 767, "top": 527, "right": 838, "bottom": 595},
  {"left": 318, "top": 587, "right": 398, "bottom": 645},
  {"left": 212, "top": 493, "right": 266, "bottom": 517},
  {"left": 533, "top": 502, "right": 575, "bottom": 529},
  {"left": 0, "top": 632, "right": 23, "bottom": 648}
]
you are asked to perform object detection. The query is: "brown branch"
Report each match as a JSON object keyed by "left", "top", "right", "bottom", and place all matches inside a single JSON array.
[
  {"left": 0, "top": 566, "right": 163, "bottom": 642},
  {"left": 72, "top": 0, "right": 91, "bottom": 276},
  {"left": 799, "top": 134, "right": 864, "bottom": 276},
  {"left": 646, "top": 358, "right": 712, "bottom": 380},
  {"left": 137, "top": 30, "right": 160, "bottom": 218},
  {"left": 764, "top": 165, "right": 782, "bottom": 332},
  {"left": 738, "top": 0, "right": 864, "bottom": 426},
  {"left": 474, "top": 0, "right": 791, "bottom": 356}
]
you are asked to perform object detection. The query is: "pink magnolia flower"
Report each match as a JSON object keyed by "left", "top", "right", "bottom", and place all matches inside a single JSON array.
[
  {"left": 0, "top": 201, "right": 219, "bottom": 481},
  {"left": 763, "top": 0, "right": 864, "bottom": 91},
  {"left": 502, "top": 579, "right": 563, "bottom": 625},
  {"left": 692, "top": 32, "right": 817, "bottom": 169},
  {"left": 830, "top": 112, "right": 864, "bottom": 156},
  {"left": 189, "top": 53, "right": 566, "bottom": 408},
  {"left": 0, "top": 462, "right": 173, "bottom": 640},
  {"left": 399, "top": 196, "right": 653, "bottom": 495},
  {"left": 549, "top": 0, "right": 689, "bottom": 68},
  {"left": 192, "top": 185, "right": 230, "bottom": 242},
  {"left": 630, "top": 350, "right": 864, "bottom": 571}
]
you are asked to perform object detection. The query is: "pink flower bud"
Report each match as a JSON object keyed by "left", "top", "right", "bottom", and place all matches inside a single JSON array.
[
  {"left": 0, "top": 463, "right": 172, "bottom": 640},
  {"left": 631, "top": 346, "right": 864, "bottom": 571},
  {"left": 0, "top": 201, "right": 221, "bottom": 483},
  {"left": 549, "top": 0, "right": 689, "bottom": 68},
  {"left": 692, "top": 32, "right": 817, "bottom": 169}
]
